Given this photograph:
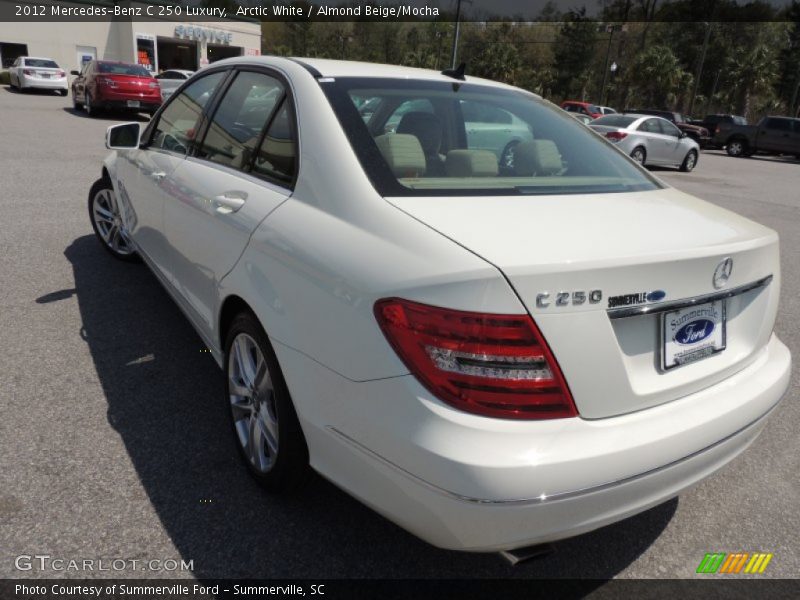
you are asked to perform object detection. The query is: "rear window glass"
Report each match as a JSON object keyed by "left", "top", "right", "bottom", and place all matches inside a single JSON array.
[
  {"left": 24, "top": 59, "right": 59, "bottom": 68},
  {"left": 322, "top": 78, "right": 661, "bottom": 196},
  {"left": 593, "top": 115, "right": 637, "bottom": 127},
  {"left": 98, "top": 63, "right": 151, "bottom": 77}
]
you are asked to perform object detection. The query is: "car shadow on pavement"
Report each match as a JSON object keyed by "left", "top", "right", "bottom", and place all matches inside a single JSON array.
[
  {"left": 61, "top": 107, "right": 151, "bottom": 122},
  {"left": 64, "top": 234, "right": 677, "bottom": 579}
]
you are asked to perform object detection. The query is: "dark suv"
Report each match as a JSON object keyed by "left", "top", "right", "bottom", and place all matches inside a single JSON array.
[{"left": 626, "top": 109, "right": 711, "bottom": 147}]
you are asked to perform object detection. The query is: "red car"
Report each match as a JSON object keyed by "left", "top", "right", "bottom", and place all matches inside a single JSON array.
[
  {"left": 70, "top": 60, "right": 162, "bottom": 117},
  {"left": 560, "top": 100, "right": 603, "bottom": 119}
]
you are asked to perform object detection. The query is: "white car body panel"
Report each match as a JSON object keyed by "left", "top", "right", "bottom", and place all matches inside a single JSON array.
[{"left": 101, "top": 56, "right": 791, "bottom": 552}]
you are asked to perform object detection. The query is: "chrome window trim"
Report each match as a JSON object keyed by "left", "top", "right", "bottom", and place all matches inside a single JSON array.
[{"left": 607, "top": 275, "right": 772, "bottom": 320}]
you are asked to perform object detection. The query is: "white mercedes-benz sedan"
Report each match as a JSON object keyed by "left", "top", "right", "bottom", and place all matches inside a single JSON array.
[{"left": 90, "top": 57, "right": 791, "bottom": 553}]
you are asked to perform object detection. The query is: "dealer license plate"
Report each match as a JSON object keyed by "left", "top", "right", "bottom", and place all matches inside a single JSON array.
[{"left": 661, "top": 300, "right": 726, "bottom": 370}]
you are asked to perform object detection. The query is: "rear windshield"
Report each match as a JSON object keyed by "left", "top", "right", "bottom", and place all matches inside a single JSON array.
[
  {"left": 732, "top": 116, "right": 747, "bottom": 125},
  {"left": 98, "top": 63, "right": 151, "bottom": 77},
  {"left": 592, "top": 115, "right": 637, "bottom": 128},
  {"left": 24, "top": 59, "right": 59, "bottom": 68},
  {"left": 322, "top": 78, "right": 661, "bottom": 196}
]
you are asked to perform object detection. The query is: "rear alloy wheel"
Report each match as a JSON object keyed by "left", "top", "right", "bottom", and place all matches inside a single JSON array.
[
  {"left": 500, "top": 140, "right": 519, "bottom": 172},
  {"left": 88, "top": 179, "right": 138, "bottom": 261},
  {"left": 680, "top": 149, "right": 698, "bottom": 172},
  {"left": 726, "top": 138, "right": 747, "bottom": 157},
  {"left": 631, "top": 146, "right": 646, "bottom": 165},
  {"left": 225, "top": 312, "right": 309, "bottom": 492},
  {"left": 85, "top": 91, "right": 98, "bottom": 117},
  {"left": 72, "top": 90, "right": 83, "bottom": 110}
]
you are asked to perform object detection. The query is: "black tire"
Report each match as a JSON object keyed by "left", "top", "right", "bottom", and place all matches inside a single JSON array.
[
  {"left": 726, "top": 138, "right": 748, "bottom": 157},
  {"left": 72, "top": 89, "right": 83, "bottom": 110},
  {"left": 500, "top": 140, "right": 519, "bottom": 172},
  {"left": 85, "top": 91, "right": 99, "bottom": 117},
  {"left": 224, "top": 311, "right": 310, "bottom": 492},
  {"left": 631, "top": 146, "right": 647, "bottom": 165},
  {"left": 87, "top": 178, "right": 139, "bottom": 262},
  {"left": 58, "top": 89, "right": 68, "bottom": 97},
  {"left": 680, "top": 149, "right": 698, "bottom": 172}
]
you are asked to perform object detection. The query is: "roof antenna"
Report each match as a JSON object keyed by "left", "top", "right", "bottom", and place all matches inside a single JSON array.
[{"left": 441, "top": 62, "right": 466, "bottom": 81}]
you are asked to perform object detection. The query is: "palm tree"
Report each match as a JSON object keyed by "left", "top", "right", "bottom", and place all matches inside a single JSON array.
[
  {"left": 725, "top": 43, "right": 779, "bottom": 119},
  {"left": 628, "top": 45, "right": 689, "bottom": 107}
]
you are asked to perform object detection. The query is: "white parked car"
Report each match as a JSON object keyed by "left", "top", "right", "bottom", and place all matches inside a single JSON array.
[
  {"left": 590, "top": 113, "right": 701, "bottom": 171},
  {"left": 8, "top": 56, "right": 68, "bottom": 95},
  {"left": 598, "top": 105, "right": 617, "bottom": 115},
  {"left": 92, "top": 57, "right": 790, "bottom": 554},
  {"left": 154, "top": 69, "right": 195, "bottom": 101}
]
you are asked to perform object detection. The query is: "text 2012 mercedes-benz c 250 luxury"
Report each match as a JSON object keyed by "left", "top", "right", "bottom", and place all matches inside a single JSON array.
[{"left": 90, "top": 57, "right": 791, "bottom": 552}]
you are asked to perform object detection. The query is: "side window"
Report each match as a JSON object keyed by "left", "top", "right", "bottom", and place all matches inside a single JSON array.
[
  {"left": 196, "top": 71, "right": 284, "bottom": 170},
  {"left": 638, "top": 119, "right": 660, "bottom": 134},
  {"left": 384, "top": 98, "right": 434, "bottom": 132},
  {"left": 252, "top": 100, "right": 297, "bottom": 186},
  {"left": 150, "top": 71, "right": 226, "bottom": 156},
  {"left": 461, "top": 100, "right": 513, "bottom": 124},
  {"left": 660, "top": 120, "right": 682, "bottom": 137},
  {"left": 765, "top": 118, "right": 790, "bottom": 131}
]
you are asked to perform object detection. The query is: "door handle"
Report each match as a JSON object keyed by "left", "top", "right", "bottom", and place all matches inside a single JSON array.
[
  {"left": 212, "top": 192, "right": 247, "bottom": 214},
  {"left": 149, "top": 171, "right": 166, "bottom": 181}
]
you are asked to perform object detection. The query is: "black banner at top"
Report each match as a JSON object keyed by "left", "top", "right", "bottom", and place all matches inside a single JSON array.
[{"left": 0, "top": 0, "right": 798, "bottom": 23}]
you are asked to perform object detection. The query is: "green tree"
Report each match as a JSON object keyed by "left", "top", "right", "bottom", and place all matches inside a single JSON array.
[
  {"left": 726, "top": 42, "right": 779, "bottom": 119},
  {"left": 627, "top": 44, "right": 692, "bottom": 108},
  {"left": 552, "top": 9, "right": 598, "bottom": 100}
]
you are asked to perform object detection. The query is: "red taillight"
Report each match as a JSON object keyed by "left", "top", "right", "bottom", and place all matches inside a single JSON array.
[
  {"left": 23, "top": 69, "right": 34, "bottom": 76},
  {"left": 57, "top": 70, "right": 65, "bottom": 78},
  {"left": 605, "top": 131, "right": 628, "bottom": 141},
  {"left": 374, "top": 298, "right": 577, "bottom": 420}
]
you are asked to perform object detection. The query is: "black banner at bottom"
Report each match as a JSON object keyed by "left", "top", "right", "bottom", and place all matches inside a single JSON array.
[{"left": 2, "top": 579, "right": 799, "bottom": 600}]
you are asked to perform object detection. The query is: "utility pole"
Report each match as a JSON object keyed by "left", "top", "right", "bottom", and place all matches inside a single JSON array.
[
  {"left": 450, "top": 0, "right": 463, "bottom": 69},
  {"left": 599, "top": 24, "right": 625, "bottom": 105},
  {"left": 688, "top": 22, "right": 712, "bottom": 117}
]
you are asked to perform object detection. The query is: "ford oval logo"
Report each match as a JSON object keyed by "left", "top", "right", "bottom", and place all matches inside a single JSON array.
[
  {"left": 647, "top": 290, "right": 666, "bottom": 302},
  {"left": 674, "top": 319, "right": 715, "bottom": 345}
]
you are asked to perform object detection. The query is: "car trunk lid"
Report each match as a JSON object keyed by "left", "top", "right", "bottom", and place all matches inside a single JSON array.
[{"left": 386, "top": 187, "right": 780, "bottom": 418}]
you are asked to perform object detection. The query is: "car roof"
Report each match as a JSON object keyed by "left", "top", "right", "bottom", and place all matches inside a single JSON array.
[{"left": 205, "top": 56, "right": 536, "bottom": 95}]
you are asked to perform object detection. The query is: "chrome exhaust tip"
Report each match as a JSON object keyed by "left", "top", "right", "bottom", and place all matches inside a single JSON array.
[{"left": 499, "top": 543, "right": 555, "bottom": 566}]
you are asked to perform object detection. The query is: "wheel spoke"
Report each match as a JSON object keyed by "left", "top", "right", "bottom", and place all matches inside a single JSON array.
[
  {"left": 259, "top": 402, "right": 279, "bottom": 456},
  {"left": 94, "top": 205, "right": 114, "bottom": 221},
  {"left": 229, "top": 377, "right": 251, "bottom": 399},
  {"left": 253, "top": 352, "right": 269, "bottom": 393}
]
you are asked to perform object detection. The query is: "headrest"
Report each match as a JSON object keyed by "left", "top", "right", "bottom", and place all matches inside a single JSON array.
[
  {"left": 445, "top": 150, "right": 499, "bottom": 177},
  {"left": 375, "top": 134, "right": 426, "bottom": 178},
  {"left": 514, "top": 140, "right": 563, "bottom": 176},
  {"left": 396, "top": 111, "right": 443, "bottom": 156}
]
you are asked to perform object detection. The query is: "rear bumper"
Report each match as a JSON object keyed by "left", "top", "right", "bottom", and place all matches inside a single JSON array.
[
  {"left": 19, "top": 75, "right": 67, "bottom": 90},
  {"left": 279, "top": 334, "right": 791, "bottom": 551},
  {"left": 96, "top": 99, "right": 161, "bottom": 112}
]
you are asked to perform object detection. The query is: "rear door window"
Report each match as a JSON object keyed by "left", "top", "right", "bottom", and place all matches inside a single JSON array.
[{"left": 196, "top": 71, "right": 285, "bottom": 171}]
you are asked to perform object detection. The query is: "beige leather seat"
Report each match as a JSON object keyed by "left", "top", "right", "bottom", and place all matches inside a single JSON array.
[
  {"left": 445, "top": 149, "right": 498, "bottom": 177},
  {"left": 513, "top": 140, "right": 563, "bottom": 176},
  {"left": 374, "top": 134, "right": 427, "bottom": 178}
]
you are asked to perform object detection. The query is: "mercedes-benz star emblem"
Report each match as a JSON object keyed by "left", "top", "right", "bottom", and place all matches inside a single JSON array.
[{"left": 713, "top": 257, "right": 733, "bottom": 289}]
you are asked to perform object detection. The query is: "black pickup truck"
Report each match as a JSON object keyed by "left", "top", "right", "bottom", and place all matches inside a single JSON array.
[
  {"left": 716, "top": 116, "right": 800, "bottom": 158},
  {"left": 689, "top": 114, "right": 747, "bottom": 148}
]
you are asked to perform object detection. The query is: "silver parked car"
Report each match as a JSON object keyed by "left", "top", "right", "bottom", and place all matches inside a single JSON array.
[
  {"left": 590, "top": 114, "right": 700, "bottom": 172},
  {"left": 154, "top": 69, "right": 194, "bottom": 101}
]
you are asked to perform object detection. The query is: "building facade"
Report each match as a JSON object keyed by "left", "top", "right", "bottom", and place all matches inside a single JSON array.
[{"left": 0, "top": 1, "right": 262, "bottom": 73}]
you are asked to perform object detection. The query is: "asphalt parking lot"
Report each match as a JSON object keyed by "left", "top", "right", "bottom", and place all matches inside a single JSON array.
[{"left": 0, "top": 87, "right": 798, "bottom": 581}]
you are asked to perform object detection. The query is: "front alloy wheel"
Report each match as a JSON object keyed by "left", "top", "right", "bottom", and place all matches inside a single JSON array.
[
  {"left": 225, "top": 312, "right": 309, "bottom": 491},
  {"left": 88, "top": 179, "right": 138, "bottom": 261}
]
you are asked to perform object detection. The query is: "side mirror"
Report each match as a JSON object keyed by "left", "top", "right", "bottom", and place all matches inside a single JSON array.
[
  {"left": 70, "top": 70, "right": 80, "bottom": 76},
  {"left": 680, "top": 131, "right": 688, "bottom": 138},
  {"left": 106, "top": 122, "right": 141, "bottom": 150}
]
